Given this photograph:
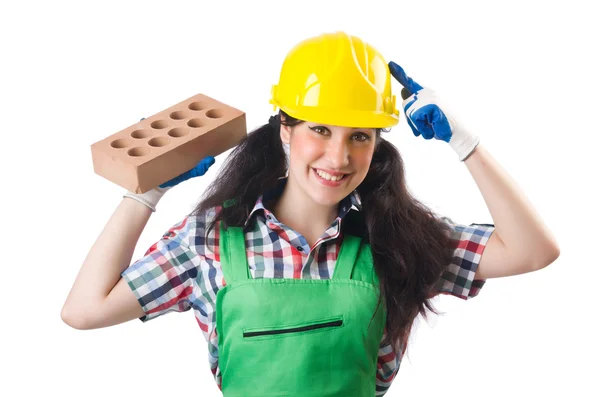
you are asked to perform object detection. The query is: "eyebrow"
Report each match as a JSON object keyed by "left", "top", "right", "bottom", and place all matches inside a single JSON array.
[{"left": 347, "top": 127, "right": 375, "bottom": 132}]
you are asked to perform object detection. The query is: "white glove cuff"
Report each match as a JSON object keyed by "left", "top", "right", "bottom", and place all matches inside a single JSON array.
[
  {"left": 123, "top": 187, "right": 170, "bottom": 212},
  {"left": 448, "top": 118, "right": 480, "bottom": 161}
]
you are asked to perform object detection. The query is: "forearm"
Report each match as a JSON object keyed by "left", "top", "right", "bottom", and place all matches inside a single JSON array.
[
  {"left": 463, "top": 144, "right": 560, "bottom": 268},
  {"left": 63, "top": 197, "right": 152, "bottom": 314}
]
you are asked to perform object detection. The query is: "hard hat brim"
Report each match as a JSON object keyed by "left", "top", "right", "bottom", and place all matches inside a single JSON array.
[{"left": 279, "top": 105, "right": 400, "bottom": 130}]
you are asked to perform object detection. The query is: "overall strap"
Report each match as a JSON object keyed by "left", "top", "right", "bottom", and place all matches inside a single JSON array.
[
  {"left": 219, "top": 221, "right": 251, "bottom": 284},
  {"left": 332, "top": 233, "right": 362, "bottom": 280}
]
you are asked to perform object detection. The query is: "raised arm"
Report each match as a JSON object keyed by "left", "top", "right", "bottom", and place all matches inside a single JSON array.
[
  {"left": 61, "top": 156, "right": 215, "bottom": 329},
  {"left": 388, "top": 61, "right": 559, "bottom": 279},
  {"left": 61, "top": 198, "right": 151, "bottom": 329}
]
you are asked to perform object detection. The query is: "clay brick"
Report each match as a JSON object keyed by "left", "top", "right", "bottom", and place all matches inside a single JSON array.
[{"left": 91, "top": 93, "right": 247, "bottom": 193}]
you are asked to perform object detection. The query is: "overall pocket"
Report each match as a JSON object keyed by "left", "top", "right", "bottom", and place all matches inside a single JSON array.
[{"left": 243, "top": 316, "right": 343, "bottom": 338}]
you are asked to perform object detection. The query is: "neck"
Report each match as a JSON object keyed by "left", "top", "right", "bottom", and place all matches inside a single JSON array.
[{"left": 270, "top": 179, "right": 339, "bottom": 244}]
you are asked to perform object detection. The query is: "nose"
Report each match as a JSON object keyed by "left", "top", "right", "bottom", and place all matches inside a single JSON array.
[{"left": 325, "top": 136, "right": 350, "bottom": 169}]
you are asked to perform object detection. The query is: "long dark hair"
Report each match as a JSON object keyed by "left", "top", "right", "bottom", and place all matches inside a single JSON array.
[{"left": 191, "top": 110, "right": 454, "bottom": 355}]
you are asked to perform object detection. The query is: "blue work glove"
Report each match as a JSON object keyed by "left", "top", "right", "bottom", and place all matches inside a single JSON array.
[
  {"left": 388, "top": 61, "right": 480, "bottom": 161},
  {"left": 158, "top": 156, "right": 215, "bottom": 188},
  {"left": 122, "top": 117, "right": 216, "bottom": 212}
]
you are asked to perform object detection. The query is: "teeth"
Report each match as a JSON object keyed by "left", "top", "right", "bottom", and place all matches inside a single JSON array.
[{"left": 315, "top": 169, "right": 344, "bottom": 181}]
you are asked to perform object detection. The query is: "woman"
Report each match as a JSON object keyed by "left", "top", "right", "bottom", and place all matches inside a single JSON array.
[{"left": 61, "top": 31, "right": 560, "bottom": 396}]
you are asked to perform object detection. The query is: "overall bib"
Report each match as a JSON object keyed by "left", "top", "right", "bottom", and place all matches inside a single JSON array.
[{"left": 216, "top": 220, "right": 386, "bottom": 397}]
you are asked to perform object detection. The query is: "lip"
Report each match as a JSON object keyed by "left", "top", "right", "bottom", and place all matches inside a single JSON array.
[
  {"left": 312, "top": 168, "right": 349, "bottom": 187},
  {"left": 312, "top": 168, "right": 349, "bottom": 177}
]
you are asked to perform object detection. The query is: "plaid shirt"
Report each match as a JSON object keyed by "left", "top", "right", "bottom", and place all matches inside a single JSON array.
[{"left": 122, "top": 177, "right": 495, "bottom": 396}]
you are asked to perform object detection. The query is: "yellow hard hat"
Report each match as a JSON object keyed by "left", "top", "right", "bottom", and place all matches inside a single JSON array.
[{"left": 269, "top": 31, "right": 399, "bottom": 129}]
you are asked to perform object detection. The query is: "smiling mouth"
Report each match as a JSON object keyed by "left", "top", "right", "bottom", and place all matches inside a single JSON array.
[{"left": 312, "top": 168, "right": 349, "bottom": 182}]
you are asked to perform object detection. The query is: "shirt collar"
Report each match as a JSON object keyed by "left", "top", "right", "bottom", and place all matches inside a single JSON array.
[{"left": 243, "top": 177, "right": 363, "bottom": 228}]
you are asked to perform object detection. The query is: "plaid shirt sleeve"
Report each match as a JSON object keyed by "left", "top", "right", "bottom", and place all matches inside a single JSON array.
[
  {"left": 121, "top": 216, "right": 202, "bottom": 322},
  {"left": 432, "top": 218, "right": 496, "bottom": 300}
]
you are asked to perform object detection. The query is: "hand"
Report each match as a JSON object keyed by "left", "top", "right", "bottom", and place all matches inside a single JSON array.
[
  {"left": 159, "top": 155, "right": 215, "bottom": 188},
  {"left": 123, "top": 118, "right": 216, "bottom": 212},
  {"left": 388, "top": 61, "right": 480, "bottom": 161}
]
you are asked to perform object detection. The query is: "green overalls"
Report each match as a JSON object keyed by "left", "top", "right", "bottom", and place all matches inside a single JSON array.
[{"left": 216, "top": 218, "right": 386, "bottom": 397}]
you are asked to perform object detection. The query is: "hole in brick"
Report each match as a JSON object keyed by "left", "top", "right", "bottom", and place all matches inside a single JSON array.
[
  {"left": 188, "top": 118, "right": 206, "bottom": 128},
  {"left": 150, "top": 120, "right": 169, "bottom": 129},
  {"left": 131, "top": 129, "right": 152, "bottom": 139},
  {"left": 110, "top": 138, "right": 131, "bottom": 148},
  {"left": 148, "top": 137, "right": 170, "bottom": 147},
  {"left": 206, "top": 109, "right": 225, "bottom": 119},
  {"left": 128, "top": 147, "right": 150, "bottom": 157},
  {"left": 168, "top": 127, "right": 189, "bottom": 138},
  {"left": 188, "top": 101, "right": 207, "bottom": 111},
  {"left": 170, "top": 110, "right": 188, "bottom": 120}
]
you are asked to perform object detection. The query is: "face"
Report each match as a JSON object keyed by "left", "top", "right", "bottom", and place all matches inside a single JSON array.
[{"left": 280, "top": 120, "right": 377, "bottom": 208}]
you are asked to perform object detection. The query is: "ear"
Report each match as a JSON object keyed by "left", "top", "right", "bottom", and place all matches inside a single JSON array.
[{"left": 280, "top": 123, "right": 292, "bottom": 145}]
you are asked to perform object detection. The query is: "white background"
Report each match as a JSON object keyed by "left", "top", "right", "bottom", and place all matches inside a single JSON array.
[{"left": 1, "top": 0, "right": 598, "bottom": 396}]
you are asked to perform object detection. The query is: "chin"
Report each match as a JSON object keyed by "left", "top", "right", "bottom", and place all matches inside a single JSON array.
[{"left": 310, "top": 189, "right": 351, "bottom": 207}]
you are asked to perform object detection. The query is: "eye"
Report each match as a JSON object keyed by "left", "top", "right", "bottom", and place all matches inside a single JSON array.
[
  {"left": 310, "top": 126, "right": 328, "bottom": 135},
  {"left": 353, "top": 133, "right": 372, "bottom": 142}
]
